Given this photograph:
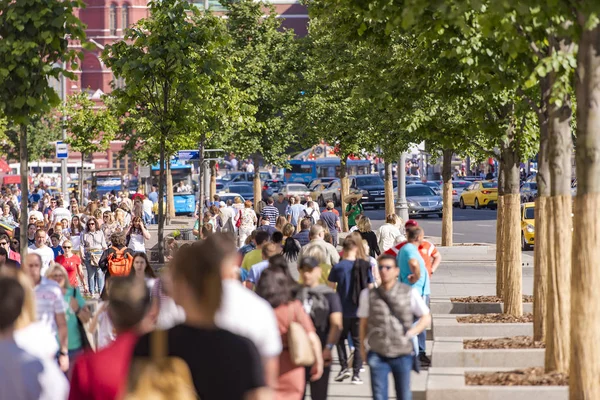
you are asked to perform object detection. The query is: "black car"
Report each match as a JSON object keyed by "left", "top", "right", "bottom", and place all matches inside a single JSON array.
[
  {"left": 520, "top": 182, "right": 538, "bottom": 203},
  {"left": 349, "top": 174, "right": 386, "bottom": 208},
  {"left": 225, "top": 183, "right": 254, "bottom": 202}
]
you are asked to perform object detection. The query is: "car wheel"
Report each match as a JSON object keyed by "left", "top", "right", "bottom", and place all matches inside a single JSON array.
[
  {"left": 332, "top": 194, "right": 338, "bottom": 206},
  {"left": 459, "top": 198, "right": 466, "bottom": 209},
  {"left": 474, "top": 198, "right": 480, "bottom": 209},
  {"left": 522, "top": 234, "right": 532, "bottom": 251},
  {"left": 437, "top": 213, "right": 443, "bottom": 218},
  {"left": 318, "top": 196, "right": 324, "bottom": 207}
]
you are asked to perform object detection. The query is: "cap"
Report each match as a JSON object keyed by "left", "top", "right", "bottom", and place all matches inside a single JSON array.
[
  {"left": 405, "top": 219, "right": 418, "bottom": 228},
  {"left": 219, "top": 201, "right": 226, "bottom": 207},
  {"left": 300, "top": 256, "right": 320, "bottom": 269}
]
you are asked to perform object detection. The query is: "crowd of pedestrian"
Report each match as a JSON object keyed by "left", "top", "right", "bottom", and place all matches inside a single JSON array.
[{"left": 0, "top": 181, "right": 438, "bottom": 400}]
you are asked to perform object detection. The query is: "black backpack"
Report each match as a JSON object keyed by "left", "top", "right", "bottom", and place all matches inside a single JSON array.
[
  {"left": 303, "top": 208, "right": 317, "bottom": 225},
  {"left": 297, "top": 285, "right": 334, "bottom": 332}
]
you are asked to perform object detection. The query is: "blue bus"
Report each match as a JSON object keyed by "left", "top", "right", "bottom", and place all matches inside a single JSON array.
[
  {"left": 284, "top": 158, "right": 372, "bottom": 184},
  {"left": 151, "top": 161, "right": 196, "bottom": 215}
]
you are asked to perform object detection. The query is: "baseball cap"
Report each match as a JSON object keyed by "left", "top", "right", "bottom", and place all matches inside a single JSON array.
[
  {"left": 405, "top": 219, "right": 418, "bottom": 228},
  {"left": 300, "top": 256, "right": 320, "bottom": 269}
]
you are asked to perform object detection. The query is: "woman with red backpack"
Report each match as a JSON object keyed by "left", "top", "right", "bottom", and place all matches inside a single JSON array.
[{"left": 99, "top": 232, "right": 135, "bottom": 279}]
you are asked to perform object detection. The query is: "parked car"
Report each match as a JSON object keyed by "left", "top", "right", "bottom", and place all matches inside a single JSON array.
[
  {"left": 421, "top": 181, "right": 442, "bottom": 195},
  {"left": 520, "top": 182, "right": 538, "bottom": 203},
  {"left": 216, "top": 192, "right": 246, "bottom": 204},
  {"left": 451, "top": 180, "right": 472, "bottom": 206},
  {"left": 310, "top": 178, "right": 338, "bottom": 202},
  {"left": 224, "top": 183, "right": 254, "bottom": 202},
  {"left": 406, "top": 175, "right": 422, "bottom": 183},
  {"left": 281, "top": 183, "right": 311, "bottom": 201},
  {"left": 318, "top": 180, "right": 342, "bottom": 206},
  {"left": 262, "top": 179, "right": 284, "bottom": 198},
  {"left": 406, "top": 184, "right": 443, "bottom": 218},
  {"left": 521, "top": 202, "right": 535, "bottom": 251},
  {"left": 216, "top": 171, "right": 272, "bottom": 191},
  {"left": 349, "top": 174, "right": 386, "bottom": 209},
  {"left": 459, "top": 180, "right": 499, "bottom": 209}
]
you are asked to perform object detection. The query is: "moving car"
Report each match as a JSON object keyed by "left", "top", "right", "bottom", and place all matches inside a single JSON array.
[
  {"left": 459, "top": 180, "right": 498, "bottom": 209},
  {"left": 262, "top": 179, "right": 283, "bottom": 198},
  {"left": 421, "top": 181, "right": 442, "bottom": 195},
  {"left": 318, "top": 180, "right": 342, "bottom": 206},
  {"left": 406, "top": 184, "right": 443, "bottom": 218},
  {"left": 310, "top": 178, "right": 338, "bottom": 202},
  {"left": 521, "top": 202, "right": 535, "bottom": 251},
  {"left": 349, "top": 174, "right": 386, "bottom": 209},
  {"left": 216, "top": 192, "right": 246, "bottom": 204},
  {"left": 216, "top": 172, "right": 272, "bottom": 191},
  {"left": 520, "top": 182, "right": 538, "bottom": 203},
  {"left": 281, "top": 183, "right": 311, "bottom": 200},
  {"left": 451, "top": 180, "right": 472, "bottom": 206}
]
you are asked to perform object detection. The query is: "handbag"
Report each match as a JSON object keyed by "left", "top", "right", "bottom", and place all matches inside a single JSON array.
[
  {"left": 124, "top": 330, "right": 197, "bottom": 400},
  {"left": 374, "top": 288, "right": 421, "bottom": 372},
  {"left": 235, "top": 209, "right": 242, "bottom": 228},
  {"left": 287, "top": 303, "right": 315, "bottom": 367}
]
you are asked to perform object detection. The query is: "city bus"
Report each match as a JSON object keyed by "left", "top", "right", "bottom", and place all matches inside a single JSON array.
[
  {"left": 10, "top": 161, "right": 95, "bottom": 178},
  {"left": 150, "top": 161, "right": 196, "bottom": 215},
  {"left": 284, "top": 158, "right": 372, "bottom": 184}
]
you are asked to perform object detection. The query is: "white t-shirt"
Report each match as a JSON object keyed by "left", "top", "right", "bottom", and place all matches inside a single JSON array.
[
  {"left": 357, "top": 286, "right": 430, "bottom": 319},
  {"left": 246, "top": 163, "right": 254, "bottom": 173},
  {"left": 51, "top": 207, "right": 72, "bottom": 224},
  {"left": 143, "top": 199, "right": 153, "bottom": 215},
  {"left": 128, "top": 232, "right": 146, "bottom": 252},
  {"left": 33, "top": 277, "right": 66, "bottom": 338},
  {"left": 96, "top": 302, "right": 116, "bottom": 350},
  {"left": 28, "top": 246, "right": 56, "bottom": 277},
  {"left": 99, "top": 206, "right": 111, "bottom": 215},
  {"left": 215, "top": 279, "right": 282, "bottom": 359},
  {"left": 14, "top": 321, "right": 59, "bottom": 361}
]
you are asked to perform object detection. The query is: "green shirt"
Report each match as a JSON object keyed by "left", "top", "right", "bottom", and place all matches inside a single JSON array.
[
  {"left": 242, "top": 248, "right": 263, "bottom": 271},
  {"left": 346, "top": 203, "right": 363, "bottom": 226},
  {"left": 63, "top": 288, "right": 86, "bottom": 351}
]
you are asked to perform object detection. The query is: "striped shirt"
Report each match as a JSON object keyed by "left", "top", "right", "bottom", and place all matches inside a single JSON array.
[
  {"left": 34, "top": 277, "right": 66, "bottom": 337},
  {"left": 260, "top": 205, "right": 279, "bottom": 227}
]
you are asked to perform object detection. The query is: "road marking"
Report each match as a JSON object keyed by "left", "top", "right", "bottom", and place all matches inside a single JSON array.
[
  {"left": 477, "top": 224, "right": 493, "bottom": 227},
  {"left": 453, "top": 233, "right": 465, "bottom": 236}
]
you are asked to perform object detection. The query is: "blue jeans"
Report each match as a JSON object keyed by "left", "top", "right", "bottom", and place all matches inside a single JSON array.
[
  {"left": 368, "top": 351, "right": 413, "bottom": 400},
  {"left": 86, "top": 263, "right": 105, "bottom": 295},
  {"left": 417, "top": 295, "right": 430, "bottom": 354}
]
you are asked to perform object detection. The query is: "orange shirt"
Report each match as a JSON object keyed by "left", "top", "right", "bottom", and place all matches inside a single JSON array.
[{"left": 384, "top": 240, "right": 439, "bottom": 276}]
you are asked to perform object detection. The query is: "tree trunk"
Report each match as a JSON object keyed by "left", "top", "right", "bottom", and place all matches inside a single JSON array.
[
  {"left": 19, "top": 125, "right": 28, "bottom": 257},
  {"left": 545, "top": 84, "right": 573, "bottom": 373},
  {"left": 502, "top": 140, "right": 523, "bottom": 317},
  {"left": 384, "top": 160, "right": 395, "bottom": 217},
  {"left": 534, "top": 76, "right": 551, "bottom": 342},
  {"left": 157, "top": 138, "right": 165, "bottom": 263},
  {"left": 441, "top": 149, "right": 453, "bottom": 246},
  {"left": 198, "top": 136, "right": 205, "bottom": 217},
  {"left": 210, "top": 160, "right": 217, "bottom": 200},
  {"left": 339, "top": 158, "right": 349, "bottom": 232},
  {"left": 166, "top": 161, "right": 175, "bottom": 223},
  {"left": 253, "top": 154, "right": 261, "bottom": 213},
  {"left": 79, "top": 153, "right": 85, "bottom": 206},
  {"left": 496, "top": 164, "right": 505, "bottom": 298},
  {"left": 570, "top": 22, "right": 600, "bottom": 399}
]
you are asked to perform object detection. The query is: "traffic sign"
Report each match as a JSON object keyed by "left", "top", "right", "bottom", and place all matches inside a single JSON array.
[
  {"left": 56, "top": 141, "right": 68, "bottom": 159},
  {"left": 177, "top": 150, "right": 199, "bottom": 161}
]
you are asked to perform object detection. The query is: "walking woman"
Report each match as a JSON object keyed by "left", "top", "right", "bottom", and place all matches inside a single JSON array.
[
  {"left": 69, "top": 215, "right": 84, "bottom": 256},
  {"left": 281, "top": 223, "right": 301, "bottom": 281},
  {"left": 126, "top": 216, "right": 151, "bottom": 254},
  {"left": 129, "top": 252, "right": 157, "bottom": 291},
  {"left": 55, "top": 240, "right": 87, "bottom": 294},
  {"left": 101, "top": 211, "right": 119, "bottom": 246},
  {"left": 238, "top": 200, "right": 257, "bottom": 247},
  {"left": 357, "top": 216, "right": 380, "bottom": 258},
  {"left": 46, "top": 263, "right": 92, "bottom": 377},
  {"left": 256, "top": 266, "right": 323, "bottom": 400},
  {"left": 81, "top": 217, "right": 108, "bottom": 297}
]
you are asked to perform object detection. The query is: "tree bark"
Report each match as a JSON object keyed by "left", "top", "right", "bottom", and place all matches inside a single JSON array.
[
  {"left": 166, "top": 161, "right": 175, "bottom": 223},
  {"left": 210, "top": 160, "right": 217, "bottom": 200},
  {"left": 496, "top": 164, "right": 505, "bottom": 298},
  {"left": 19, "top": 125, "right": 28, "bottom": 257},
  {"left": 384, "top": 160, "right": 395, "bottom": 217},
  {"left": 441, "top": 149, "right": 453, "bottom": 247},
  {"left": 157, "top": 138, "right": 165, "bottom": 263},
  {"left": 570, "top": 22, "right": 600, "bottom": 399},
  {"left": 340, "top": 157, "right": 349, "bottom": 232},
  {"left": 534, "top": 75, "right": 551, "bottom": 342},
  {"left": 545, "top": 83, "right": 573, "bottom": 374},
  {"left": 253, "top": 154, "right": 261, "bottom": 213},
  {"left": 502, "top": 139, "right": 523, "bottom": 317},
  {"left": 79, "top": 153, "right": 85, "bottom": 207}
]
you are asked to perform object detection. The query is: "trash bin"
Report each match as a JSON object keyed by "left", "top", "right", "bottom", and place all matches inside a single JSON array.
[{"left": 180, "top": 228, "right": 194, "bottom": 241}]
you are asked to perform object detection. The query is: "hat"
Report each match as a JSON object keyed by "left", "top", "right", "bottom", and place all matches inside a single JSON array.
[
  {"left": 344, "top": 192, "right": 362, "bottom": 203},
  {"left": 326, "top": 201, "right": 335, "bottom": 210},
  {"left": 405, "top": 219, "right": 418, "bottom": 228},
  {"left": 219, "top": 201, "right": 226, "bottom": 207},
  {"left": 300, "top": 256, "right": 320, "bottom": 269}
]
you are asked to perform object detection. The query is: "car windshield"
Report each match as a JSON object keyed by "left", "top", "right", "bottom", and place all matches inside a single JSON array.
[
  {"left": 529, "top": 183, "right": 538, "bottom": 190},
  {"left": 424, "top": 182, "right": 440, "bottom": 188},
  {"left": 406, "top": 186, "right": 435, "bottom": 197},
  {"left": 356, "top": 176, "right": 384, "bottom": 186},
  {"left": 454, "top": 182, "right": 471, "bottom": 188},
  {"left": 524, "top": 207, "right": 534, "bottom": 219},
  {"left": 220, "top": 174, "right": 236, "bottom": 182},
  {"left": 289, "top": 185, "right": 307, "bottom": 191},
  {"left": 482, "top": 182, "right": 498, "bottom": 188}
]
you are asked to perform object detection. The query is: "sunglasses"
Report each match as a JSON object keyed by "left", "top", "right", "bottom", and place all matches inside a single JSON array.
[
  {"left": 378, "top": 265, "right": 394, "bottom": 271},
  {"left": 50, "top": 274, "right": 64, "bottom": 280},
  {"left": 63, "top": 246, "right": 72, "bottom": 249},
  {"left": 0, "top": 242, "right": 6, "bottom": 246},
  {"left": 88, "top": 223, "right": 95, "bottom": 226}
]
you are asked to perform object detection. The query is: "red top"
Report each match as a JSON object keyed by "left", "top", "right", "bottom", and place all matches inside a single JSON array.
[
  {"left": 69, "top": 331, "right": 139, "bottom": 400},
  {"left": 55, "top": 254, "right": 82, "bottom": 287},
  {"left": 384, "top": 240, "right": 439, "bottom": 277}
]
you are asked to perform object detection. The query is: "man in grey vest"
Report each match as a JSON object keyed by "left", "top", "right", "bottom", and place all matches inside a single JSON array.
[{"left": 357, "top": 254, "right": 431, "bottom": 400}]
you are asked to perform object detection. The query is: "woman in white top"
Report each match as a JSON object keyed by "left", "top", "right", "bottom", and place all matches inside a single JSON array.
[
  {"left": 69, "top": 215, "right": 84, "bottom": 255},
  {"left": 238, "top": 200, "right": 257, "bottom": 247},
  {"left": 126, "top": 216, "right": 151, "bottom": 253},
  {"left": 130, "top": 252, "right": 157, "bottom": 292},
  {"left": 377, "top": 213, "right": 405, "bottom": 252}
]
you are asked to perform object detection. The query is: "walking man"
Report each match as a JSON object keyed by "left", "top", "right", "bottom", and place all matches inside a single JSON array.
[{"left": 358, "top": 254, "right": 431, "bottom": 400}]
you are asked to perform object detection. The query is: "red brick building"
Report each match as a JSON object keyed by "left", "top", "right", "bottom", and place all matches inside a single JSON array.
[{"left": 65, "top": 0, "right": 308, "bottom": 173}]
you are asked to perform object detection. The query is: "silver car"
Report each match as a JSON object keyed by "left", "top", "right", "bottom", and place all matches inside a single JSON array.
[
  {"left": 406, "top": 184, "right": 443, "bottom": 218},
  {"left": 451, "top": 181, "right": 472, "bottom": 206}
]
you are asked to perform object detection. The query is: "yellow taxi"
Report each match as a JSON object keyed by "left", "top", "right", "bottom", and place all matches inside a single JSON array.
[
  {"left": 459, "top": 180, "right": 499, "bottom": 209},
  {"left": 521, "top": 202, "right": 535, "bottom": 250}
]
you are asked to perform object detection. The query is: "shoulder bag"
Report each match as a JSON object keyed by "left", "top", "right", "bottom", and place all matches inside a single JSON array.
[{"left": 287, "top": 302, "right": 316, "bottom": 367}]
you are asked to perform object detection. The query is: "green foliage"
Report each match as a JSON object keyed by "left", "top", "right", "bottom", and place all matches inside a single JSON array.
[
  {"left": 62, "top": 92, "right": 117, "bottom": 158},
  {"left": 0, "top": 0, "right": 88, "bottom": 124},
  {"left": 0, "top": 114, "right": 62, "bottom": 161}
]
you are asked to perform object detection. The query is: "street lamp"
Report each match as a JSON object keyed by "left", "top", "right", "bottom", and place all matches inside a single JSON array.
[{"left": 395, "top": 152, "right": 409, "bottom": 222}]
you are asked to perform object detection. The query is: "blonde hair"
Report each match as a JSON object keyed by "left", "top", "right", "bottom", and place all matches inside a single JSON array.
[
  {"left": 349, "top": 231, "right": 369, "bottom": 261},
  {"left": 302, "top": 244, "right": 326, "bottom": 264},
  {"left": 0, "top": 266, "right": 36, "bottom": 330},
  {"left": 45, "top": 263, "right": 70, "bottom": 288},
  {"left": 357, "top": 216, "right": 372, "bottom": 233}
]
